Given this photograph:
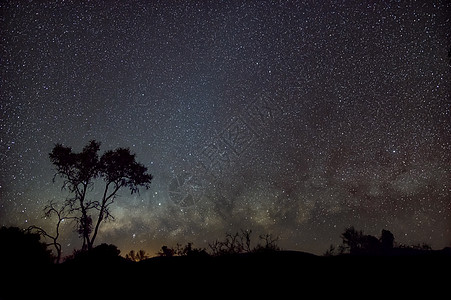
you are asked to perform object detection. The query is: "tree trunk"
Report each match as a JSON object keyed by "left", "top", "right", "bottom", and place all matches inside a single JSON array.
[
  {"left": 89, "top": 182, "right": 120, "bottom": 250},
  {"left": 78, "top": 183, "right": 92, "bottom": 251}
]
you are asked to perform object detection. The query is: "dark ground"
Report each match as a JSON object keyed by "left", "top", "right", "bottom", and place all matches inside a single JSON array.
[{"left": 2, "top": 249, "right": 450, "bottom": 299}]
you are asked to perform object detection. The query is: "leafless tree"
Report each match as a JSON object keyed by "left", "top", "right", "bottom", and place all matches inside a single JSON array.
[
  {"left": 208, "top": 229, "right": 279, "bottom": 256},
  {"left": 27, "top": 201, "right": 75, "bottom": 263}
]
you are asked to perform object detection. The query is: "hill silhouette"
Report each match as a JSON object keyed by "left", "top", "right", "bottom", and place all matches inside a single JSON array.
[{"left": 1, "top": 226, "right": 449, "bottom": 298}]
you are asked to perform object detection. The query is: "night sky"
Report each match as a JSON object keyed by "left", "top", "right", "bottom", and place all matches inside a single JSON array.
[{"left": 1, "top": 0, "right": 450, "bottom": 256}]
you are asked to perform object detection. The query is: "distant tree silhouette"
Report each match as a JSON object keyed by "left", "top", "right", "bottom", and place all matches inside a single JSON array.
[
  {"left": 126, "top": 249, "right": 149, "bottom": 262},
  {"left": 48, "top": 140, "right": 152, "bottom": 250},
  {"left": 399, "top": 242, "right": 432, "bottom": 251},
  {"left": 323, "top": 244, "right": 336, "bottom": 256},
  {"left": 158, "top": 245, "right": 175, "bottom": 257},
  {"left": 90, "top": 243, "right": 121, "bottom": 259},
  {"left": 380, "top": 229, "right": 395, "bottom": 251},
  {"left": 209, "top": 230, "right": 252, "bottom": 256},
  {"left": 0, "top": 226, "right": 53, "bottom": 266},
  {"left": 209, "top": 230, "right": 280, "bottom": 256},
  {"left": 176, "top": 242, "right": 208, "bottom": 257},
  {"left": 341, "top": 226, "right": 364, "bottom": 254},
  {"left": 65, "top": 243, "right": 122, "bottom": 265},
  {"left": 360, "top": 234, "right": 381, "bottom": 255},
  {"left": 255, "top": 233, "right": 280, "bottom": 252},
  {"left": 340, "top": 227, "right": 397, "bottom": 255},
  {"left": 157, "top": 243, "right": 208, "bottom": 257},
  {"left": 332, "top": 226, "right": 445, "bottom": 256}
]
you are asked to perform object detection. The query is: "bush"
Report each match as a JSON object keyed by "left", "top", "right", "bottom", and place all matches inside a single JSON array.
[{"left": 0, "top": 226, "right": 53, "bottom": 266}]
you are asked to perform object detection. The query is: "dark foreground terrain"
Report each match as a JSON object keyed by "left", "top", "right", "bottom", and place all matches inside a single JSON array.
[{"left": 3, "top": 249, "right": 450, "bottom": 299}]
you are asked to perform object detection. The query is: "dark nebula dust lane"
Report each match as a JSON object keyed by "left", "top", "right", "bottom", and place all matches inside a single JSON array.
[{"left": 1, "top": 0, "right": 450, "bottom": 255}]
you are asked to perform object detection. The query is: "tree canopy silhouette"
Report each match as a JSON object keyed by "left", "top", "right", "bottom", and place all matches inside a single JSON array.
[
  {"left": 340, "top": 226, "right": 396, "bottom": 255},
  {"left": 49, "top": 140, "right": 152, "bottom": 250},
  {"left": 125, "top": 249, "right": 150, "bottom": 262}
]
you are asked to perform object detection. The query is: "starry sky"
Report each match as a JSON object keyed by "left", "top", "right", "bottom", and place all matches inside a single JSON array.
[{"left": 1, "top": 0, "right": 450, "bottom": 256}]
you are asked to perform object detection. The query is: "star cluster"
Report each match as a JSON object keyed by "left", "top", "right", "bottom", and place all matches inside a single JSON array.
[{"left": 1, "top": 0, "right": 450, "bottom": 255}]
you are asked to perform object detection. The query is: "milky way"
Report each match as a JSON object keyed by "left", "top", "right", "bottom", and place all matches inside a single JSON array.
[{"left": 1, "top": 0, "right": 450, "bottom": 255}]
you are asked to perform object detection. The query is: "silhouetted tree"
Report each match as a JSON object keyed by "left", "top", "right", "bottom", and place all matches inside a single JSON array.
[
  {"left": 136, "top": 249, "right": 149, "bottom": 261},
  {"left": 341, "top": 226, "right": 364, "bottom": 254},
  {"left": 340, "top": 227, "right": 398, "bottom": 255},
  {"left": 156, "top": 243, "right": 208, "bottom": 258},
  {"left": 208, "top": 230, "right": 280, "bottom": 256},
  {"left": 323, "top": 244, "right": 336, "bottom": 256},
  {"left": 0, "top": 226, "right": 53, "bottom": 266},
  {"left": 380, "top": 229, "right": 394, "bottom": 251},
  {"left": 209, "top": 230, "right": 251, "bottom": 256},
  {"left": 360, "top": 234, "right": 381, "bottom": 255},
  {"left": 254, "top": 233, "right": 280, "bottom": 253},
  {"left": 49, "top": 140, "right": 152, "bottom": 250},
  {"left": 126, "top": 250, "right": 137, "bottom": 261},
  {"left": 158, "top": 245, "right": 175, "bottom": 257},
  {"left": 405, "top": 242, "right": 432, "bottom": 251},
  {"left": 126, "top": 249, "right": 149, "bottom": 262},
  {"left": 340, "top": 226, "right": 382, "bottom": 255},
  {"left": 176, "top": 242, "right": 208, "bottom": 257},
  {"left": 90, "top": 243, "right": 121, "bottom": 258},
  {"left": 65, "top": 243, "right": 122, "bottom": 265},
  {"left": 27, "top": 201, "right": 76, "bottom": 263}
]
